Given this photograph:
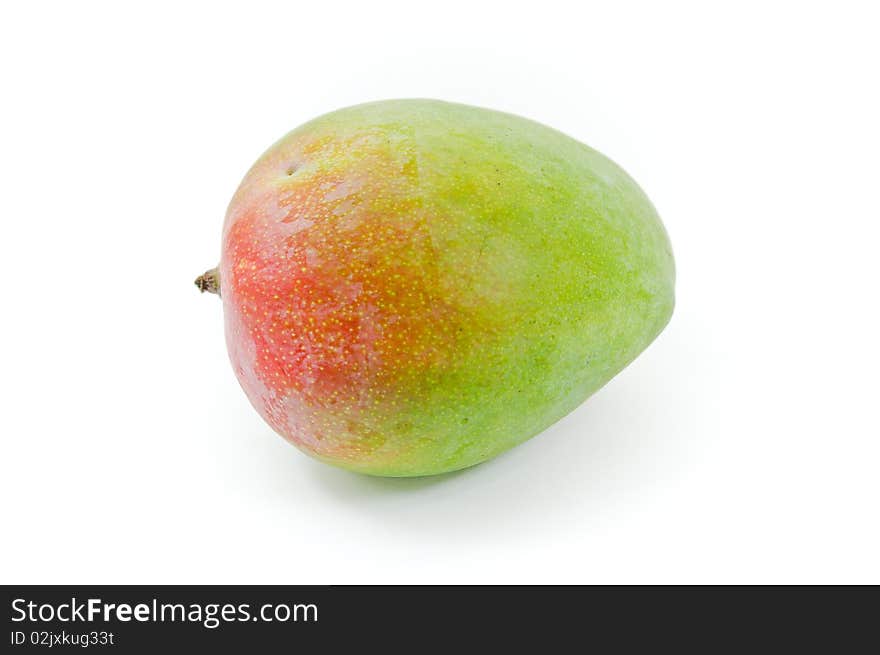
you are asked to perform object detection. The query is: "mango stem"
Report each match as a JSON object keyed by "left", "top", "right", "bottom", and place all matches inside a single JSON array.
[{"left": 195, "top": 267, "right": 221, "bottom": 296}]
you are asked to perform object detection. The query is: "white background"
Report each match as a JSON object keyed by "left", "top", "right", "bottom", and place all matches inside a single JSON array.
[{"left": 2, "top": 1, "right": 878, "bottom": 584}]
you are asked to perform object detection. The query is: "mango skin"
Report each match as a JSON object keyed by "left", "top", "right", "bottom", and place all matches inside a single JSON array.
[{"left": 219, "top": 99, "right": 674, "bottom": 476}]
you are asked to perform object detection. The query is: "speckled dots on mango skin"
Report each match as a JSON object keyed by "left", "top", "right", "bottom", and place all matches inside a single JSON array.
[{"left": 214, "top": 99, "right": 674, "bottom": 477}]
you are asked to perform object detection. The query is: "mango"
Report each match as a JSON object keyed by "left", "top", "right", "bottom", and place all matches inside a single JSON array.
[{"left": 196, "top": 99, "right": 674, "bottom": 476}]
